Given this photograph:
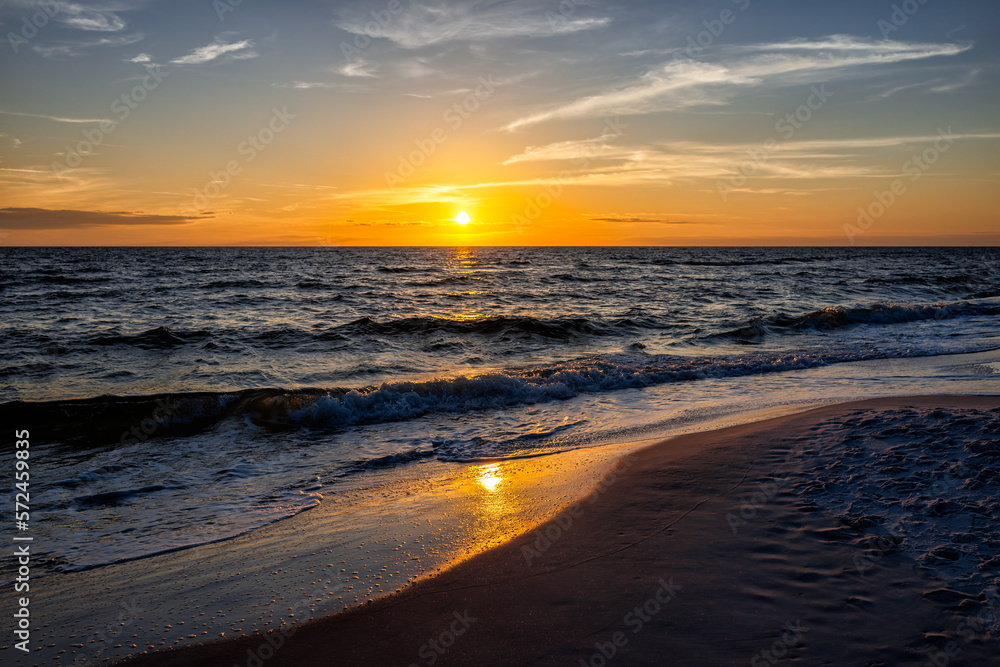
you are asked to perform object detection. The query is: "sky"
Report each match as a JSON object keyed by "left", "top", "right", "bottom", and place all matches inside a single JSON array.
[{"left": 1, "top": 0, "right": 998, "bottom": 246}]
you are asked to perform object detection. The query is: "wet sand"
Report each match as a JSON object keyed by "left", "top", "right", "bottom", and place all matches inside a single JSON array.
[
  {"left": 8, "top": 437, "right": 644, "bottom": 665},
  {"left": 118, "top": 395, "right": 1000, "bottom": 666}
]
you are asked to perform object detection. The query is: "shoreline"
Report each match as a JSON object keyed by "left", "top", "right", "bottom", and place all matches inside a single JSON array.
[
  {"left": 10, "top": 435, "right": 646, "bottom": 665},
  {"left": 117, "top": 395, "right": 1000, "bottom": 666}
]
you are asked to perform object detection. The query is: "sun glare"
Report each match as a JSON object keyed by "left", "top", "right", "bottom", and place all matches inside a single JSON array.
[
  {"left": 455, "top": 212, "right": 471, "bottom": 225},
  {"left": 477, "top": 463, "right": 502, "bottom": 492}
]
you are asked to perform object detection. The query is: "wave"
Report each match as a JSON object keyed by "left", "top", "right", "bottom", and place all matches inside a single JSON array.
[
  {"left": 651, "top": 256, "right": 827, "bottom": 267},
  {"left": 862, "top": 274, "right": 981, "bottom": 288},
  {"left": 14, "top": 316, "right": 649, "bottom": 355},
  {"left": 333, "top": 315, "right": 611, "bottom": 339},
  {"left": 287, "top": 350, "right": 912, "bottom": 429},
  {"left": 0, "top": 388, "right": 325, "bottom": 448},
  {"left": 338, "top": 447, "right": 437, "bottom": 476},
  {"left": 409, "top": 275, "right": 482, "bottom": 286},
  {"left": 6, "top": 335, "right": 999, "bottom": 448},
  {"left": 19, "top": 296, "right": 1000, "bottom": 361},
  {"left": 551, "top": 273, "right": 604, "bottom": 282},
  {"left": 90, "top": 326, "right": 208, "bottom": 349},
  {"left": 30, "top": 274, "right": 110, "bottom": 285},
  {"left": 712, "top": 300, "right": 1000, "bottom": 342},
  {"left": 199, "top": 279, "right": 270, "bottom": 290},
  {"left": 376, "top": 266, "right": 436, "bottom": 274},
  {"left": 72, "top": 484, "right": 182, "bottom": 509}
]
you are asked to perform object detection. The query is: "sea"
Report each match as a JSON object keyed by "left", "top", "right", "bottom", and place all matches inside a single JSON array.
[{"left": 2, "top": 246, "right": 999, "bottom": 577}]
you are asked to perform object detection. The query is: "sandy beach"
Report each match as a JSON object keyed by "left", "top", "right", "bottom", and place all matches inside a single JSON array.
[{"left": 111, "top": 395, "right": 1000, "bottom": 666}]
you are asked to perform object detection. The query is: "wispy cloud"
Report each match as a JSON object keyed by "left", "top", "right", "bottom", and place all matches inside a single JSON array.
[
  {"left": 281, "top": 81, "right": 336, "bottom": 89},
  {"left": 3, "top": 0, "right": 139, "bottom": 32},
  {"left": 929, "top": 67, "right": 982, "bottom": 93},
  {"left": 170, "top": 39, "right": 256, "bottom": 65},
  {"left": 333, "top": 0, "right": 610, "bottom": 49},
  {"left": 58, "top": 5, "right": 127, "bottom": 32},
  {"left": 503, "top": 36, "right": 971, "bottom": 130},
  {"left": 128, "top": 52, "right": 152, "bottom": 63},
  {"left": 0, "top": 110, "right": 110, "bottom": 123},
  {"left": 500, "top": 132, "right": 1000, "bottom": 186},
  {"left": 273, "top": 80, "right": 367, "bottom": 91},
  {"left": 589, "top": 215, "right": 700, "bottom": 224},
  {"left": 32, "top": 32, "right": 144, "bottom": 58},
  {"left": 503, "top": 135, "right": 628, "bottom": 165},
  {"left": 339, "top": 60, "right": 378, "bottom": 78}
]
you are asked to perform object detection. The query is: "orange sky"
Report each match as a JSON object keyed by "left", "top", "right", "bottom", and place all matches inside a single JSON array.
[{"left": 2, "top": 1, "right": 998, "bottom": 245}]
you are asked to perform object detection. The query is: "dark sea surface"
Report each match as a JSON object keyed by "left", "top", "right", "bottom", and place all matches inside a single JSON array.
[{"left": 2, "top": 246, "right": 999, "bottom": 574}]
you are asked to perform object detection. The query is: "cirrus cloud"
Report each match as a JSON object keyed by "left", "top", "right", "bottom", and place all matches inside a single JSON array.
[
  {"left": 170, "top": 38, "right": 257, "bottom": 65},
  {"left": 503, "top": 36, "right": 971, "bottom": 130}
]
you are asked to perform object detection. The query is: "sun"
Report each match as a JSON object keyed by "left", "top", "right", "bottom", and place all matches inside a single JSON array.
[{"left": 454, "top": 212, "right": 471, "bottom": 225}]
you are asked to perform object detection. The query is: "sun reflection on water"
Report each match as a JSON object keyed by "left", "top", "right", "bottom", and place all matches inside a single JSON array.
[{"left": 477, "top": 463, "right": 502, "bottom": 492}]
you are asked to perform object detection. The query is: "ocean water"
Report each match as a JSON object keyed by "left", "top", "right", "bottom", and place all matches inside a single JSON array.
[{"left": 2, "top": 246, "right": 999, "bottom": 575}]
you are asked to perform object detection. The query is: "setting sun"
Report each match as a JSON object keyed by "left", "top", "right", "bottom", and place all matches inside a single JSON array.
[{"left": 455, "top": 212, "right": 471, "bottom": 225}]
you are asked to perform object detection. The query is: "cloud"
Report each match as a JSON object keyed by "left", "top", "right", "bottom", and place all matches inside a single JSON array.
[
  {"left": 499, "top": 132, "right": 1000, "bottom": 188},
  {"left": 589, "top": 215, "right": 699, "bottom": 224},
  {"left": 503, "top": 134, "right": 634, "bottom": 165},
  {"left": 0, "top": 110, "right": 111, "bottom": 124},
  {"left": 734, "top": 35, "right": 966, "bottom": 54},
  {"left": 333, "top": 0, "right": 610, "bottom": 49},
  {"left": 282, "top": 81, "right": 336, "bottom": 89},
  {"left": 31, "top": 32, "right": 144, "bottom": 58},
  {"left": 170, "top": 39, "right": 256, "bottom": 65},
  {"left": 0, "top": 1, "right": 138, "bottom": 31},
  {"left": 503, "top": 36, "right": 971, "bottom": 130},
  {"left": 273, "top": 80, "right": 369, "bottom": 92},
  {"left": 0, "top": 208, "right": 205, "bottom": 230},
  {"left": 339, "top": 60, "right": 378, "bottom": 78},
  {"left": 5, "top": 0, "right": 145, "bottom": 56},
  {"left": 58, "top": 5, "right": 127, "bottom": 32},
  {"left": 128, "top": 52, "right": 152, "bottom": 63}
]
